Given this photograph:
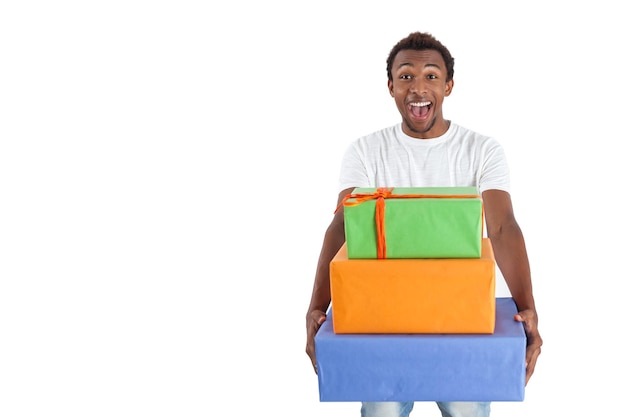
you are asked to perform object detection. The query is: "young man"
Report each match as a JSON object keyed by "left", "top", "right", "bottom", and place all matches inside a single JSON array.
[{"left": 305, "top": 31, "right": 543, "bottom": 417}]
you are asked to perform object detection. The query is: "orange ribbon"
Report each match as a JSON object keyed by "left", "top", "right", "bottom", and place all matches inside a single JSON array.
[{"left": 336, "top": 187, "right": 481, "bottom": 259}]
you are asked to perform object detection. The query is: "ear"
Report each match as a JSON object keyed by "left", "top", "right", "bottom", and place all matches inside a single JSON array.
[
  {"left": 388, "top": 79, "right": 394, "bottom": 97},
  {"left": 444, "top": 79, "right": 454, "bottom": 97}
]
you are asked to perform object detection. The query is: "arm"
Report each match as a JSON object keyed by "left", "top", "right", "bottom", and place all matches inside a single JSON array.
[
  {"left": 482, "top": 189, "right": 543, "bottom": 385},
  {"left": 305, "top": 187, "right": 355, "bottom": 373}
]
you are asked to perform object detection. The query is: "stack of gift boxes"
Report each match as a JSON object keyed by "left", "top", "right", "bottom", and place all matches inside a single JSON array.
[{"left": 314, "top": 186, "right": 527, "bottom": 402}]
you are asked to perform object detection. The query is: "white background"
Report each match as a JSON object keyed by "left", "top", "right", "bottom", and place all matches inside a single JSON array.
[{"left": 1, "top": 1, "right": 624, "bottom": 416}]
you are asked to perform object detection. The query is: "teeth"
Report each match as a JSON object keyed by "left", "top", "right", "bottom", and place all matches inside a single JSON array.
[{"left": 410, "top": 102, "right": 431, "bottom": 107}]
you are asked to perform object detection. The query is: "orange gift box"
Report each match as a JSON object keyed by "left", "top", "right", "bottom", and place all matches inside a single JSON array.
[{"left": 330, "top": 238, "right": 496, "bottom": 334}]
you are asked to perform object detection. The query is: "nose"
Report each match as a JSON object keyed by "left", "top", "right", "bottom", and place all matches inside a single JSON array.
[{"left": 409, "top": 79, "right": 426, "bottom": 95}]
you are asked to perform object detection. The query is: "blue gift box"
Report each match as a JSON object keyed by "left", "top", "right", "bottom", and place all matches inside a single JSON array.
[{"left": 315, "top": 297, "right": 526, "bottom": 402}]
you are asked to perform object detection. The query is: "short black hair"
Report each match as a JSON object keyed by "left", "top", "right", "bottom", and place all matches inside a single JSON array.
[{"left": 386, "top": 32, "right": 455, "bottom": 82}]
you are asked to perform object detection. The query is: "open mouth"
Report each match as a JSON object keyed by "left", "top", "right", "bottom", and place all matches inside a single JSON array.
[{"left": 409, "top": 101, "right": 432, "bottom": 119}]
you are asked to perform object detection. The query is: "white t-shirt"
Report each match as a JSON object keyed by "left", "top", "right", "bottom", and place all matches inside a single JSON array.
[
  {"left": 338, "top": 121, "right": 512, "bottom": 297},
  {"left": 339, "top": 122, "right": 510, "bottom": 193}
]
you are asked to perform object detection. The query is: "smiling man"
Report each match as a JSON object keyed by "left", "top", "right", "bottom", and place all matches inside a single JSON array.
[{"left": 305, "top": 31, "right": 543, "bottom": 417}]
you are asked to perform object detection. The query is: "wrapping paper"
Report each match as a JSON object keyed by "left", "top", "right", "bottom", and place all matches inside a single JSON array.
[
  {"left": 343, "top": 186, "right": 483, "bottom": 259},
  {"left": 330, "top": 238, "right": 496, "bottom": 334},
  {"left": 315, "top": 297, "right": 526, "bottom": 402}
]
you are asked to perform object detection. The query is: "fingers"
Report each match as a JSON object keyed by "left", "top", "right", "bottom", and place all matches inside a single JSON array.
[
  {"left": 524, "top": 336, "right": 543, "bottom": 384},
  {"left": 525, "top": 349, "right": 537, "bottom": 384},
  {"left": 306, "top": 310, "right": 327, "bottom": 375},
  {"left": 513, "top": 309, "right": 543, "bottom": 385}
]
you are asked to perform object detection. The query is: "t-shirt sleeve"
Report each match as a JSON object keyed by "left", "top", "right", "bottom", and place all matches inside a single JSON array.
[
  {"left": 337, "top": 141, "right": 371, "bottom": 192},
  {"left": 479, "top": 139, "right": 511, "bottom": 193}
]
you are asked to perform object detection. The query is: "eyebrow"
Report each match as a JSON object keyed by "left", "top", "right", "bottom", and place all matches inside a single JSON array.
[{"left": 397, "top": 62, "right": 442, "bottom": 71}]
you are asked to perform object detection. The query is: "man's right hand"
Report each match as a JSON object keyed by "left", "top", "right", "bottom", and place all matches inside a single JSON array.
[{"left": 305, "top": 310, "right": 327, "bottom": 374}]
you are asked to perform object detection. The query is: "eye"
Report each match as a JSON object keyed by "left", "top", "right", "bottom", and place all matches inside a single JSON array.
[
  {"left": 427, "top": 74, "right": 438, "bottom": 80},
  {"left": 399, "top": 74, "right": 413, "bottom": 80}
]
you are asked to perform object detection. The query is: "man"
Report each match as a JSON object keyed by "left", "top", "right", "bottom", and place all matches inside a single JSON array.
[{"left": 305, "top": 31, "right": 543, "bottom": 417}]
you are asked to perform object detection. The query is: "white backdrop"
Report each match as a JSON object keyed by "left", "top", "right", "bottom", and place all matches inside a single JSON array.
[{"left": 1, "top": 1, "right": 624, "bottom": 416}]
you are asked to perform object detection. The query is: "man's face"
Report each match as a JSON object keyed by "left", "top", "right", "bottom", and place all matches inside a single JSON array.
[{"left": 388, "top": 49, "right": 454, "bottom": 139}]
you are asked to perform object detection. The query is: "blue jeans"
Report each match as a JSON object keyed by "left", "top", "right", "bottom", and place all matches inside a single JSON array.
[{"left": 361, "top": 401, "right": 491, "bottom": 417}]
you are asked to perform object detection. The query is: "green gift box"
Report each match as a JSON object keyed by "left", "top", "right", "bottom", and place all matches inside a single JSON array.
[{"left": 342, "top": 186, "right": 483, "bottom": 259}]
